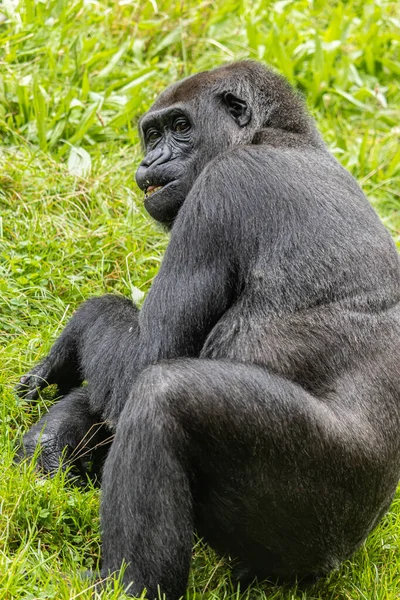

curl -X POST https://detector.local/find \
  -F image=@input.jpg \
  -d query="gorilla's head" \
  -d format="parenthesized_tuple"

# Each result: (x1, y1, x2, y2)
(135, 61, 318, 226)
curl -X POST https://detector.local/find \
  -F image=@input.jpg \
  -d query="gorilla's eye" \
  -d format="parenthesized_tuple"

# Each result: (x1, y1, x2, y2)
(146, 128, 162, 144)
(172, 118, 191, 134)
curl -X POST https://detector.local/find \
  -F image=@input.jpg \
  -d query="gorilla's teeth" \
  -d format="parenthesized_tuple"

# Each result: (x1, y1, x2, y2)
(146, 185, 163, 197)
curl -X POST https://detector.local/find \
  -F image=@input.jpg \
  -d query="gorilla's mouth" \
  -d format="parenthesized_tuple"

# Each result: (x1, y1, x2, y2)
(146, 185, 163, 197)
(144, 180, 177, 199)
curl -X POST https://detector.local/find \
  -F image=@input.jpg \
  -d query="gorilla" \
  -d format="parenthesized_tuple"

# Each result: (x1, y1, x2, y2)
(16, 61, 400, 599)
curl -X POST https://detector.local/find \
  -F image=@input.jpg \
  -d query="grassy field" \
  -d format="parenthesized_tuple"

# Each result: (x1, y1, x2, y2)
(1, 0, 400, 598)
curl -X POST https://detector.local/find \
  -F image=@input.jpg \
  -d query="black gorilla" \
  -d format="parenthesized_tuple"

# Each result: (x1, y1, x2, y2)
(17, 61, 400, 599)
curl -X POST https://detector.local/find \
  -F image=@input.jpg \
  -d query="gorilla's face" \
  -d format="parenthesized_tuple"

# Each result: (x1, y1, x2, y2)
(136, 106, 198, 225)
(135, 73, 253, 227)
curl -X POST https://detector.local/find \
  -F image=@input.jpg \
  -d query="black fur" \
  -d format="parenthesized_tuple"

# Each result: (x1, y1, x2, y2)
(17, 61, 400, 599)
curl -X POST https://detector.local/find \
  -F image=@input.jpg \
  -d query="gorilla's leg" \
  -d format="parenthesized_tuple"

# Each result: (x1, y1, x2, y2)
(16, 296, 139, 475)
(100, 359, 387, 599)
(16, 388, 112, 479)
(16, 294, 139, 402)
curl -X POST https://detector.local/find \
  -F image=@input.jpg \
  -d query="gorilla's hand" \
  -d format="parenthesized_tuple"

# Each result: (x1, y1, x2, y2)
(15, 358, 54, 401)
(15, 330, 83, 401)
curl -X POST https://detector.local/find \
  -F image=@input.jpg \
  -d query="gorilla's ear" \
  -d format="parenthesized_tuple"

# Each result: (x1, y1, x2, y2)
(222, 92, 252, 127)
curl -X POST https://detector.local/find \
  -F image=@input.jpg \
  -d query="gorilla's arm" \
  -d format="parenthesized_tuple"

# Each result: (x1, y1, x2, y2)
(16, 166, 242, 423)
(87, 190, 240, 422)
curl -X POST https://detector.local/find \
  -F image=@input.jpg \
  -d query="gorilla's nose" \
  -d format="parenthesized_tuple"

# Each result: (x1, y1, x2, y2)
(143, 146, 172, 168)
(135, 167, 149, 191)
(136, 146, 172, 191)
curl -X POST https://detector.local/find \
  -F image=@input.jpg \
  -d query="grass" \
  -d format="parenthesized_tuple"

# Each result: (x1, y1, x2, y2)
(0, 0, 399, 598)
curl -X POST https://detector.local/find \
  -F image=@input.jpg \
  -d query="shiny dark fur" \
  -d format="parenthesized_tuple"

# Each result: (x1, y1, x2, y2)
(17, 61, 400, 599)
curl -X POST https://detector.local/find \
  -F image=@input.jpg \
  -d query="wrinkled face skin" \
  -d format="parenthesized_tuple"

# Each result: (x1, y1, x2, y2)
(135, 68, 255, 227)
(135, 104, 198, 226)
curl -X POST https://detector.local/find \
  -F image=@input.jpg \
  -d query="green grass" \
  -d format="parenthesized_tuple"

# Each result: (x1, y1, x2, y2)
(1, 0, 400, 598)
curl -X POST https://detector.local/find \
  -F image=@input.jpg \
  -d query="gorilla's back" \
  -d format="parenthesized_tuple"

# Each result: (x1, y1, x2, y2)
(201, 146, 400, 400)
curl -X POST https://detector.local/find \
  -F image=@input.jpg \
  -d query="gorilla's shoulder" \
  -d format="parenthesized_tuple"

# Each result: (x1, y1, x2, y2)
(193, 143, 351, 205)
(202, 143, 333, 180)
